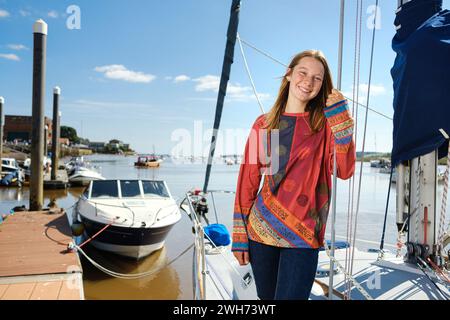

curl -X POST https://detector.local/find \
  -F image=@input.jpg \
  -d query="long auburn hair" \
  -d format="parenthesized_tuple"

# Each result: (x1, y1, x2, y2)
(265, 50, 334, 133)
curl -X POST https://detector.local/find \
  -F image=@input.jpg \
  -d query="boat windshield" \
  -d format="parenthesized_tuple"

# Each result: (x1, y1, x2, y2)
(90, 180, 119, 198)
(142, 181, 169, 198)
(120, 180, 141, 198)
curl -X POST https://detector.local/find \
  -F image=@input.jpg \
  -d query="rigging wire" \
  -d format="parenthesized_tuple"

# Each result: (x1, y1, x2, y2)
(349, 0, 380, 280)
(329, 0, 346, 300)
(379, 165, 394, 254)
(345, 0, 363, 299)
(238, 37, 393, 121)
(236, 33, 265, 114)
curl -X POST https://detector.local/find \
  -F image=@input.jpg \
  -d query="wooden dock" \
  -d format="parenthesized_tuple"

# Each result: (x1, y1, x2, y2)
(43, 169, 68, 189)
(0, 209, 84, 300)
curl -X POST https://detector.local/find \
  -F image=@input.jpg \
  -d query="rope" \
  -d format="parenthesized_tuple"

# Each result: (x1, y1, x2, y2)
(414, 162, 421, 243)
(427, 257, 450, 284)
(236, 33, 265, 114)
(322, 240, 374, 300)
(78, 218, 116, 248)
(74, 242, 194, 280)
(438, 132, 450, 246)
(379, 166, 394, 254)
(416, 257, 450, 300)
(396, 215, 409, 257)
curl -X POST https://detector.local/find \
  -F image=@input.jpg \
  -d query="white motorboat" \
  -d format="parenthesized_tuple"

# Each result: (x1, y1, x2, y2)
(68, 165, 105, 186)
(65, 156, 85, 172)
(1, 158, 21, 174)
(1, 158, 25, 187)
(75, 179, 182, 259)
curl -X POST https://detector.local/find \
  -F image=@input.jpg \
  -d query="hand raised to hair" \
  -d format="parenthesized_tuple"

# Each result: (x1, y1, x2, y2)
(326, 89, 346, 107)
(324, 89, 354, 153)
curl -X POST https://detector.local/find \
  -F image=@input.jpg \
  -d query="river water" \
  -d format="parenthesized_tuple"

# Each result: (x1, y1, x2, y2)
(0, 154, 448, 299)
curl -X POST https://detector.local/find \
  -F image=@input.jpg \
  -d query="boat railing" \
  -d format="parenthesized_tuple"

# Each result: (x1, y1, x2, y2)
(87, 200, 136, 227)
(184, 191, 207, 300)
(183, 189, 253, 300)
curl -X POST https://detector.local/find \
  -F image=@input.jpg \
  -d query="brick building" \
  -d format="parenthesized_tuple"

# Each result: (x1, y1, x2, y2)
(4, 115, 53, 144)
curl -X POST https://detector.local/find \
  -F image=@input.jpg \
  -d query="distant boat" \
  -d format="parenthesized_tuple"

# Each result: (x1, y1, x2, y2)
(68, 166, 105, 186)
(75, 179, 181, 259)
(370, 158, 390, 168)
(66, 157, 105, 186)
(134, 155, 162, 168)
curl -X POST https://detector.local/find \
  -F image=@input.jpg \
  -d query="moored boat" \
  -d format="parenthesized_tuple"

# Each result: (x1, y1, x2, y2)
(134, 155, 162, 168)
(68, 165, 105, 186)
(75, 179, 181, 259)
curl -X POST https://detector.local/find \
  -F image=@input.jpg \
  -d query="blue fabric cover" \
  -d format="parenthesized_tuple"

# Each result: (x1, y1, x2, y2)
(391, 0, 450, 166)
(204, 223, 231, 246)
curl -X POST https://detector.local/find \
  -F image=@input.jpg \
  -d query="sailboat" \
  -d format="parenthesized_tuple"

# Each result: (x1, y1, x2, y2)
(181, 0, 450, 300)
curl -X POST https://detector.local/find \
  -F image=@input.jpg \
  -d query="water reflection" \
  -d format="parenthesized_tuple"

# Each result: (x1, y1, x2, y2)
(81, 245, 182, 299)
(0, 187, 24, 202)
(2, 154, 448, 300)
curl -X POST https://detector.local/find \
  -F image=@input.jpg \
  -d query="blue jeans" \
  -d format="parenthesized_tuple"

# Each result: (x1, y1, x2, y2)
(248, 239, 319, 300)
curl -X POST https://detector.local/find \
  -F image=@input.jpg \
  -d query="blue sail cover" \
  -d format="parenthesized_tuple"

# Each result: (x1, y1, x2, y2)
(391, 0, 450, 166)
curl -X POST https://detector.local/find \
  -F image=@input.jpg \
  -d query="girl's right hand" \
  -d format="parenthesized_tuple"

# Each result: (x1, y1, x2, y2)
(233, 251, 250, 265)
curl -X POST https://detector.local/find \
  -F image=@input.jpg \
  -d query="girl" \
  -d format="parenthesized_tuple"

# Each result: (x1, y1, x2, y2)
(232, 50, 356, 300)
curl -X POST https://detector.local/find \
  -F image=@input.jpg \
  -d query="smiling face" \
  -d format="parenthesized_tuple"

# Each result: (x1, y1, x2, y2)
(286, 56, 325, 106)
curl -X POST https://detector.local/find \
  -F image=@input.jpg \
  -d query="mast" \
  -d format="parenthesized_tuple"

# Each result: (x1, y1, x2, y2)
(203, 0, 241, 193)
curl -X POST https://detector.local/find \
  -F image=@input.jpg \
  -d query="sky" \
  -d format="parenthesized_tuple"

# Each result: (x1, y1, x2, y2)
(1, 0, 449, 155)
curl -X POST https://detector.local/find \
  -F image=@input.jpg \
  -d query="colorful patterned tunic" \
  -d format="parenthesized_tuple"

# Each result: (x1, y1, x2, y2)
(232, 102, 356, 252)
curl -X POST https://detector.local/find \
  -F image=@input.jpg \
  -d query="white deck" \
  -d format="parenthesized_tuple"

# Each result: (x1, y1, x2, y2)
(201, 243, 449, 300)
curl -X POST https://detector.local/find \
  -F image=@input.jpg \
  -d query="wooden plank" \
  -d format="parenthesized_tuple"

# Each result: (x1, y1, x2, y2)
(1, 282, 35, 300)
(58, 280, 82, 300)
(0, 284, 8, 299)
(0, 211, 81, 277)
(29, 281, 62, 300)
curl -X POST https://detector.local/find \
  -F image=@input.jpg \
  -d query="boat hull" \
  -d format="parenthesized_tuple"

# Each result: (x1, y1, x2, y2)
(134, 161, 160, 168)
(79, 215, 176, 259)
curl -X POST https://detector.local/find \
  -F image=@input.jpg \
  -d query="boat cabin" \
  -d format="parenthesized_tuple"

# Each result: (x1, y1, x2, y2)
(82, 179, 171, 199)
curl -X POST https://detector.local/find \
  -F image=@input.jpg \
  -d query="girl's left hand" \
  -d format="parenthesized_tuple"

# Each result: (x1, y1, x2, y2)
(326, 89, 346, 107)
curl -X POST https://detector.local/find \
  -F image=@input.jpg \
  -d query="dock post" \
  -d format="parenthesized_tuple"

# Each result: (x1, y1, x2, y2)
(51, 87, 60, 180)
(30, 19, 48, 211)
(0, 97, 4, 159)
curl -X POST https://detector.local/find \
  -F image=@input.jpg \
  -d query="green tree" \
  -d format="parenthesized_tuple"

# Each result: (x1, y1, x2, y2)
(61, 126, 79, 143)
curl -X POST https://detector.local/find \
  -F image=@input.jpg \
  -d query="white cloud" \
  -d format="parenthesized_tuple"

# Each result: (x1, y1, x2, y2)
(19, 10, 31, 17)
(193, 75, 219, 92)
(7, 44, 28, 51)
(71, 99, 153, 109)
(344, 83, 387, 99)
(192, 75, 270, 102)
(94, 65, 156, 83)
(174, 75, 190, 83)
(48, 10, 58, 18)
(358, 83, 387, 96)
(0, 53, 20, 61)
(0, 9, 10, 18)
